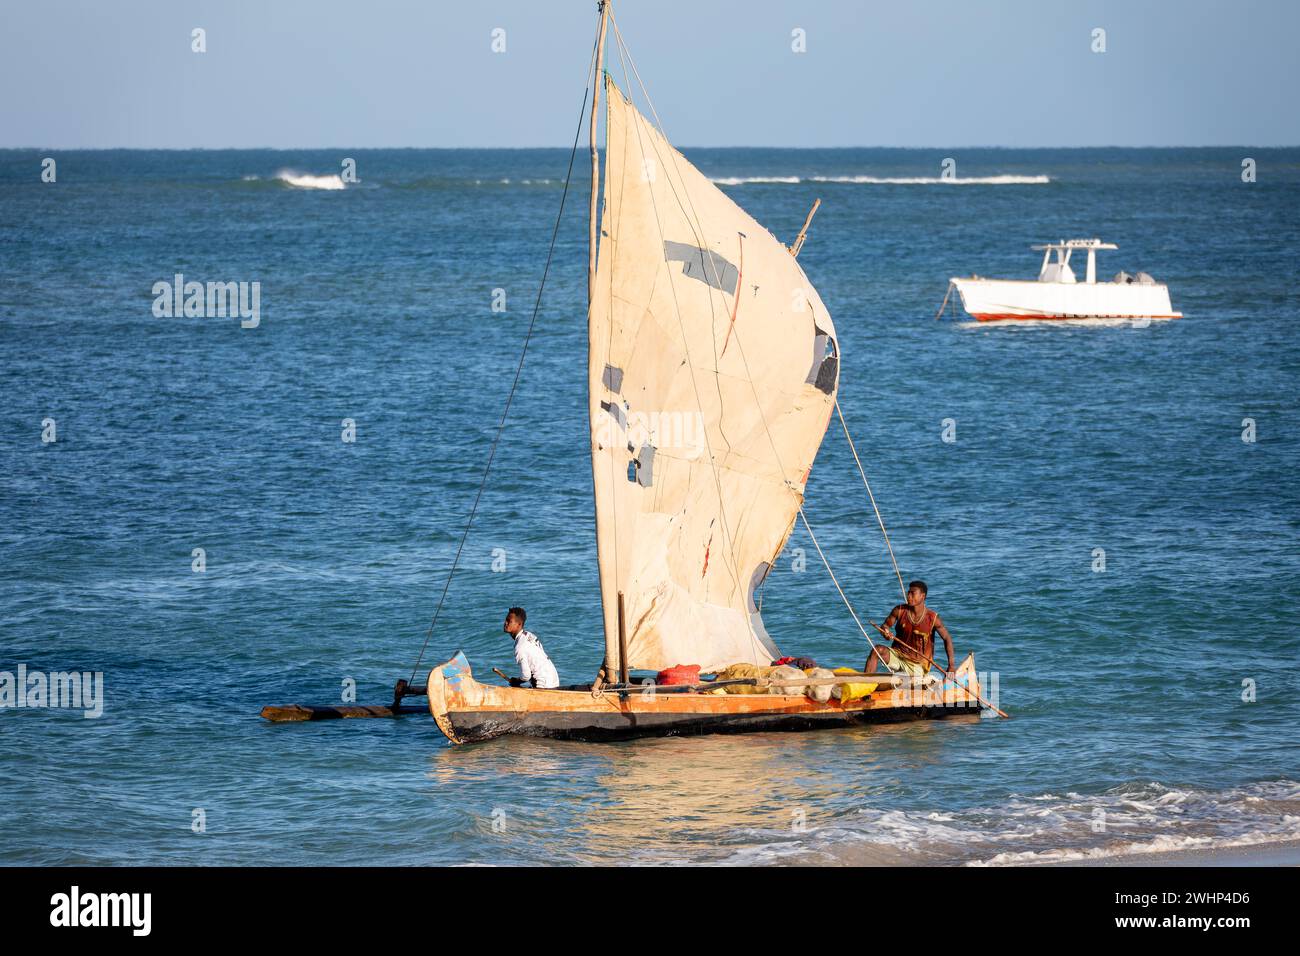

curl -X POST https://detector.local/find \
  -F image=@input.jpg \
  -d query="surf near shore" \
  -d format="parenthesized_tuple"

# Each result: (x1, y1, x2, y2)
(1054, 838, 1300, 867)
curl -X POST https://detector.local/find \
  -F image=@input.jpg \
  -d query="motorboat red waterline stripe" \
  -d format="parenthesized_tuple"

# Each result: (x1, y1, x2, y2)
(950, 239, 1181, 321)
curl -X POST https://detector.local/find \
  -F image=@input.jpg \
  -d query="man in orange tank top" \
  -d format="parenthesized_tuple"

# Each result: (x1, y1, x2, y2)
(866, 580, 956, 678)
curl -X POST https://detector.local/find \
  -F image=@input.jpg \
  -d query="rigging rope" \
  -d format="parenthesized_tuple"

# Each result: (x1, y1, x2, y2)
(934, 280, 954, 320)
(835, 399, 908, 603)
(795, 511, 884, 658)
(408, 30, 600, 685)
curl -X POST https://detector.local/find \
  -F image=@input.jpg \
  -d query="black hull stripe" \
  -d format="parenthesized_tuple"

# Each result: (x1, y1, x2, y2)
(447, 706, 976, 742)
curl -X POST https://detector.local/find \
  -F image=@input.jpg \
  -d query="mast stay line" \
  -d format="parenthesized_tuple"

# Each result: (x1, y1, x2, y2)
(408, 26, 602, 685)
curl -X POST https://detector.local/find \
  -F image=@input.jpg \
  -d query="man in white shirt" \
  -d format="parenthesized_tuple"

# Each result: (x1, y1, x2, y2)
(503, 607, 560, 689)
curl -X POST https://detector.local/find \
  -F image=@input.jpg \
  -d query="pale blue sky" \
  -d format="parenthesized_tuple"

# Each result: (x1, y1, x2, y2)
(2, 0, 1297, 148)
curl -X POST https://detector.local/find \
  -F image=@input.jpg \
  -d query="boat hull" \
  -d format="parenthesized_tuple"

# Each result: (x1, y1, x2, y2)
(951, 277, 1181, 322)
(426, 652, 986, 744)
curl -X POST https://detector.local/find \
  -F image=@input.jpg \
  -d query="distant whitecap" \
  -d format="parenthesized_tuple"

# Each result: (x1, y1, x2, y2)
(275, 170, 347, 190)
(709, 175, 802, 185)
(711, 173, 1050, 185)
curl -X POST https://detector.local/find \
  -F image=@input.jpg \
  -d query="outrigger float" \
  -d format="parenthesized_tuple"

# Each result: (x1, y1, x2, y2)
(262, 1, 1003, 742)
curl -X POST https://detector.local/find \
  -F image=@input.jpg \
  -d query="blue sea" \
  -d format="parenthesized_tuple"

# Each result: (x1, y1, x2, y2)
(2, 147, 1298, 865)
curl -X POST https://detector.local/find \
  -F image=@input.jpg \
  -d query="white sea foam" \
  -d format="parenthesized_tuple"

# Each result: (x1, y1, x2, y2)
(274, 170, 346, 190)
(711, 174, 1050, 185)
(467, 178, 557, 186)
(820, 174, 1049, 185)
(972, 828, 1300, 866)
(710, 175, 802, 185)
(710, 779, 1300, 867)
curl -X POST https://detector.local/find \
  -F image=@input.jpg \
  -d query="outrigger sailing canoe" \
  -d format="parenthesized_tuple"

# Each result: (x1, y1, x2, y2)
(414, 2, 994, 744)
(429, 652, 986, 744)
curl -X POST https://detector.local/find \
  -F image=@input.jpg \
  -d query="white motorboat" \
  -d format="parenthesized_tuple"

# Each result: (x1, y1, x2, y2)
(949, 239, 1181, 322)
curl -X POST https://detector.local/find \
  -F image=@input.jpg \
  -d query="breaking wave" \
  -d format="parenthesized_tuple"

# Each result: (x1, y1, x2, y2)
(710, 175, 803, 185)
(472, 178, 557, 185)
(273, 170, 347, 190)
(712, 174, 1050, 185)
(712, 779, 1300, 867)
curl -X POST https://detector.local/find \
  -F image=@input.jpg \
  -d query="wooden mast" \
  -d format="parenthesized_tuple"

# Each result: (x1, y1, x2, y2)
(589, 0, 613, 686)
(617, 591, 629, 685)
(588, 1, 609, 308)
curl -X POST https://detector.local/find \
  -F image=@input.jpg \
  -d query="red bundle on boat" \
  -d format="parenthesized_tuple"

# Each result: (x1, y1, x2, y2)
(774, 655, 818, 670)
(656, 664, 701, 686)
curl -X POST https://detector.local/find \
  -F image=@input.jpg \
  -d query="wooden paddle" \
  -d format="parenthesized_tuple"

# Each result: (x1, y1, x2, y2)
(868, 620, 1010, 718)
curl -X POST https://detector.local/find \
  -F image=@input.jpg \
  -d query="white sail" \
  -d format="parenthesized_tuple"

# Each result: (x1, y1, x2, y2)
(588, 77, 840, 675)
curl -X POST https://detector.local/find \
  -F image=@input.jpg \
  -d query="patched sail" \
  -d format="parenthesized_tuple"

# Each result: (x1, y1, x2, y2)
(589, 76, 840, 675)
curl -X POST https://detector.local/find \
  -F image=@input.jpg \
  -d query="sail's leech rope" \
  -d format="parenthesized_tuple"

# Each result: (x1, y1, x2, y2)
(608, 13, 895, 668)
(408, 29, 601, 684)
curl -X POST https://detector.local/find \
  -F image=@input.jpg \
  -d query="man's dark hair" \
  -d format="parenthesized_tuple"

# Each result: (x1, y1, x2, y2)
(507, 606, 527, 624)
(907, 580, 928, 597)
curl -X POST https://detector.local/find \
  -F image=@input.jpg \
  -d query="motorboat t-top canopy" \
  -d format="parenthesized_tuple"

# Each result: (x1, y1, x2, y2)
(1032, 238, 1118, 284)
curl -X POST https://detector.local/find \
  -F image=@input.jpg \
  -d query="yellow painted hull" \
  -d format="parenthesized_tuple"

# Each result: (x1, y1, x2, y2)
(427, 652, 985, 744)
